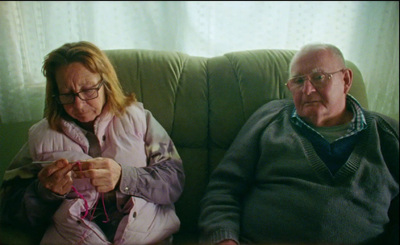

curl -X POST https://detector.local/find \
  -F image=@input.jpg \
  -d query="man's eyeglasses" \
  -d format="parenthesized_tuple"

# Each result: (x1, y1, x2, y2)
(286, 69, 346, 90)
(54, 80, 105, 105)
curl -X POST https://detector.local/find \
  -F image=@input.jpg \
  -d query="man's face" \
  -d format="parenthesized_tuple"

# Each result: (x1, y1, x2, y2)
(288, 49, 352, 127)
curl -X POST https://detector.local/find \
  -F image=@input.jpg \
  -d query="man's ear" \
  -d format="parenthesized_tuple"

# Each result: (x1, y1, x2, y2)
(343, 68, 353, 94)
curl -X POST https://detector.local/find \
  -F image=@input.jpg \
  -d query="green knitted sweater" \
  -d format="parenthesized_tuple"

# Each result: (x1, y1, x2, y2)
(199, 99, 399, 245)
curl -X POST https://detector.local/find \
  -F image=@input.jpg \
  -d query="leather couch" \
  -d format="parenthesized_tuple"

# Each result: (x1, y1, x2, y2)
(0, 48, 368, 244)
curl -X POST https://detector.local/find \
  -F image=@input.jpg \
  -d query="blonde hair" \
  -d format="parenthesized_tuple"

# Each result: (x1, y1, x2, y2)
(42, 41, 136, 131)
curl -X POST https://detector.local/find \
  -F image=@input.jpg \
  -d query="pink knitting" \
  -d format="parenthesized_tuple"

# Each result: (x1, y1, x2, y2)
(72, 161, 110, 223)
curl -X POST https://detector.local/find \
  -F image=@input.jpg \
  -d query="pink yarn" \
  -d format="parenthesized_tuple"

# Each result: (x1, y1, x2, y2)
(72, 161, 110, 223)
(101, 193, 110, 223)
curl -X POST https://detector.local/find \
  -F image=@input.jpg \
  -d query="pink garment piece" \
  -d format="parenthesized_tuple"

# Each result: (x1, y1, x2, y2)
(71, 161, 109, 223)
(40, 178, 110, 245)
(40, 188, 180, 245)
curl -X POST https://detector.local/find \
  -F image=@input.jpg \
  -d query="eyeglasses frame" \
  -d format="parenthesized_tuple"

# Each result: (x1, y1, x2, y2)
(54, 79, 105, 105)
(285, 69, 346, 90)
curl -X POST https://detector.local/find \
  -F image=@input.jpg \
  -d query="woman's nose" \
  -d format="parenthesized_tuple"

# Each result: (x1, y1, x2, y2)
(72, 95, 86, 108)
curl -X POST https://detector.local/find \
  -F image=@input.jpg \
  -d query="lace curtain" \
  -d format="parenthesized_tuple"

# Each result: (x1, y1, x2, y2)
(0, 1, 398, 123)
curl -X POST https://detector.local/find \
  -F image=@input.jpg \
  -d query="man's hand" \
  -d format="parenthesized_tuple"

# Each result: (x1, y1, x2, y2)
(38, 158, 74, 195)
(73, 157, 122, 193)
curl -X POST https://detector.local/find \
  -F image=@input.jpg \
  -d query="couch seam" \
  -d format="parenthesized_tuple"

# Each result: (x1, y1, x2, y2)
(225, 54, 246, 120)
(206, 56, 211, 179)
(136, 52, 143, 103)
(170, 53, 188, 137)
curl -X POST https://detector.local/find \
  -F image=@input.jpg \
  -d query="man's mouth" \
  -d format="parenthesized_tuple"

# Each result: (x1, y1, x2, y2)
(303, 100, 323, 108)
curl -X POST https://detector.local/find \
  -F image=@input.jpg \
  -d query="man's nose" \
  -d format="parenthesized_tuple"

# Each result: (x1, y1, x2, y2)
(301, 79, 317, 95)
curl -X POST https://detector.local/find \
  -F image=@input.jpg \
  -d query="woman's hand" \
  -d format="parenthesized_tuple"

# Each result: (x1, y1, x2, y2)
(74, 157, 122, 193)
(38, 158, 74, 195)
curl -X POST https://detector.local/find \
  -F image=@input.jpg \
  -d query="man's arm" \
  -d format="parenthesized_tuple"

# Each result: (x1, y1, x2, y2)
(198, 101, 284, 244)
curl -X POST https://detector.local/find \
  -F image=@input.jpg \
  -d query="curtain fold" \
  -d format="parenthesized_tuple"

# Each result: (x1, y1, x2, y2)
(0, 1, 398, 123)
(0, 1, 36, 123)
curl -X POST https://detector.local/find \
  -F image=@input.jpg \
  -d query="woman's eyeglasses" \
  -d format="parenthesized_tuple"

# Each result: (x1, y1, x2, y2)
(54, 80, 105, 105)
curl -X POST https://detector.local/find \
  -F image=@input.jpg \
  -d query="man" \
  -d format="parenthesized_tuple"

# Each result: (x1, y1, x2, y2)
(198, 43, 399, 245)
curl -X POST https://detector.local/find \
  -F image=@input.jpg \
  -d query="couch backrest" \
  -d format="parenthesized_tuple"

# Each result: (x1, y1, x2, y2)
(104, 49, 368, 237)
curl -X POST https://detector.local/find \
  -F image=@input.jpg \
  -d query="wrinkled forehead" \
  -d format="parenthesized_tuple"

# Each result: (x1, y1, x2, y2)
(290, 49, 341, 75)
(55, 62, 101, 91)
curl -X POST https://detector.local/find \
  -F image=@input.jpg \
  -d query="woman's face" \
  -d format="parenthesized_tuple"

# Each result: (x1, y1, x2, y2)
(55, 62, 106, 124)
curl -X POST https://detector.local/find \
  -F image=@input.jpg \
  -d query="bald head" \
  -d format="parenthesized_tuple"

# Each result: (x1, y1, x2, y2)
(289, 43, 346, 75)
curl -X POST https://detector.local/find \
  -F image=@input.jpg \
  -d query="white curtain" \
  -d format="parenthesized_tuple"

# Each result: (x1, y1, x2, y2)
(0, 1, 398, 123)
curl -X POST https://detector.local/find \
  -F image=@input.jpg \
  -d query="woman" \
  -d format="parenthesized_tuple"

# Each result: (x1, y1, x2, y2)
(27, 41, 184, 244)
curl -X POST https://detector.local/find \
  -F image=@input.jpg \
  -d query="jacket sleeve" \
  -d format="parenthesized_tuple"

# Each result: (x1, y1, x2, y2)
(118, 109, 185, 205)
(0, 143, 63, 230)
(1, 119, 93, 229)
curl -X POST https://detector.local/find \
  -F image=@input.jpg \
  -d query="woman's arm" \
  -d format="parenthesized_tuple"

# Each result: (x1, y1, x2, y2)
(118, 110, 185, 205)
(0, 144, 63, 229)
